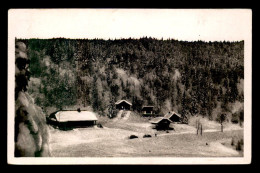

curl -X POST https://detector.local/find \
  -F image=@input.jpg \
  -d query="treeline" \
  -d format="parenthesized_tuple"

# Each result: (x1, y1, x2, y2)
(19, 37, 244, 123)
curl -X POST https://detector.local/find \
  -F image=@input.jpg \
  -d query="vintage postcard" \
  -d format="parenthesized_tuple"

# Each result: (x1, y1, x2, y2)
(8, 9, 252, 164)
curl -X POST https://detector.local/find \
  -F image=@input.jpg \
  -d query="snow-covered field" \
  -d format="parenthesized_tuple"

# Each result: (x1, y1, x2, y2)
(49, 112, 243, 157)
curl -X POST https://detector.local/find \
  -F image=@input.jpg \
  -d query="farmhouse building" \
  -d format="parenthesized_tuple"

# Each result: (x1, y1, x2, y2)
(47, 110, 98, 129)
(115, 100, 132, 110)
(149, 117, 172, 130)
(141, 106, 154, 116)
(164, 111, 182, 123)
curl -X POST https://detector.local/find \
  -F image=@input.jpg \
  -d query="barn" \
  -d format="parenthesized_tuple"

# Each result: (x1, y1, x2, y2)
(115, 100, 132, 110)
(149, 117, 173, 130)
(141, 106, 154, 116)
(47, 110, 98, 130)
(164, 111, 182, 123)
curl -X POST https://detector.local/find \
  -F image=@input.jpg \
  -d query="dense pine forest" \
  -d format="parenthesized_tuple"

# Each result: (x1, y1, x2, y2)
(18, 38, 244, 124)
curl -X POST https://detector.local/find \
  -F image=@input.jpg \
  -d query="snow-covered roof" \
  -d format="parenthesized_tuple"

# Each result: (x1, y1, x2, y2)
(142, 106, 154, 108)
(115, 100, 132, 106)
(164, 111, 181, 119)
(54, 111, 98, 122)
(149, 117, 172, 124)
(142, 106, 154, 111)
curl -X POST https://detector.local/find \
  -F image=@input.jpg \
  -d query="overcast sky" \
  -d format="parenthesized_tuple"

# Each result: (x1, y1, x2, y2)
(9, 9, 251, 42)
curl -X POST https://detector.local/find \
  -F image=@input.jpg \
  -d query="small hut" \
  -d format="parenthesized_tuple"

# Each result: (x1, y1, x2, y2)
(149, 117, 172, 130)
(141, 106, 154, 116)
(164, 111, 182, 123)
(115, 100, 132, 110)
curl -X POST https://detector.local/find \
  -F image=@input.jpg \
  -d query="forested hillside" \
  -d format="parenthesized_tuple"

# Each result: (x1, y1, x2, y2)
(18, 38, 244, 123)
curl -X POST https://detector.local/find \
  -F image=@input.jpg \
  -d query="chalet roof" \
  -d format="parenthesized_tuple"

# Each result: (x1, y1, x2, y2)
(164, 111, 181, 119)
(54, 111, 98, 122)
(149, 117, 172, 124)
(142, 106, 154, 110)
(115, 100, 132, 106)
(142, 106, 154, 108)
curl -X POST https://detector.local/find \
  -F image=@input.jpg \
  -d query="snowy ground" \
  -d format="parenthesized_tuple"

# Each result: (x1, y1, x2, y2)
(49, 112, 243, 157)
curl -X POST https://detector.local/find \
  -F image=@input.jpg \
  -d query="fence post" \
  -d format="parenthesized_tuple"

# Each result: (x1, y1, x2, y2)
(200, 124, 202, 136)
(197, 122, 199, 135)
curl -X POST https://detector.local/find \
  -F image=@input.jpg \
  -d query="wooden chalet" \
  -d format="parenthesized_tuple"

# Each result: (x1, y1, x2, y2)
(164, 111, 182, 123)
(115, 100, 132, 110)
(141, 106, 154, 116)
(149, 117, 173, 130)
(47, 110, 98, 130)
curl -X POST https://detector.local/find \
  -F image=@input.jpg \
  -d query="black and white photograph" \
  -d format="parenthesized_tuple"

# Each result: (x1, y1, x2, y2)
(8, 9, 252, 164)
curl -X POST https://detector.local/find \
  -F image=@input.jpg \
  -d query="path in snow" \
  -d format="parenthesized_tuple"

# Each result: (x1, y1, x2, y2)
(112, 110, 124, 122)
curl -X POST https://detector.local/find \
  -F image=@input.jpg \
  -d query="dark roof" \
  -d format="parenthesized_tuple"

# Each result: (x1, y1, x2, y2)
(115, 100, 132, 106)
(142, 106, 154, 110)
(149, 117, 172, 124)
(164, 111, 181, 119)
